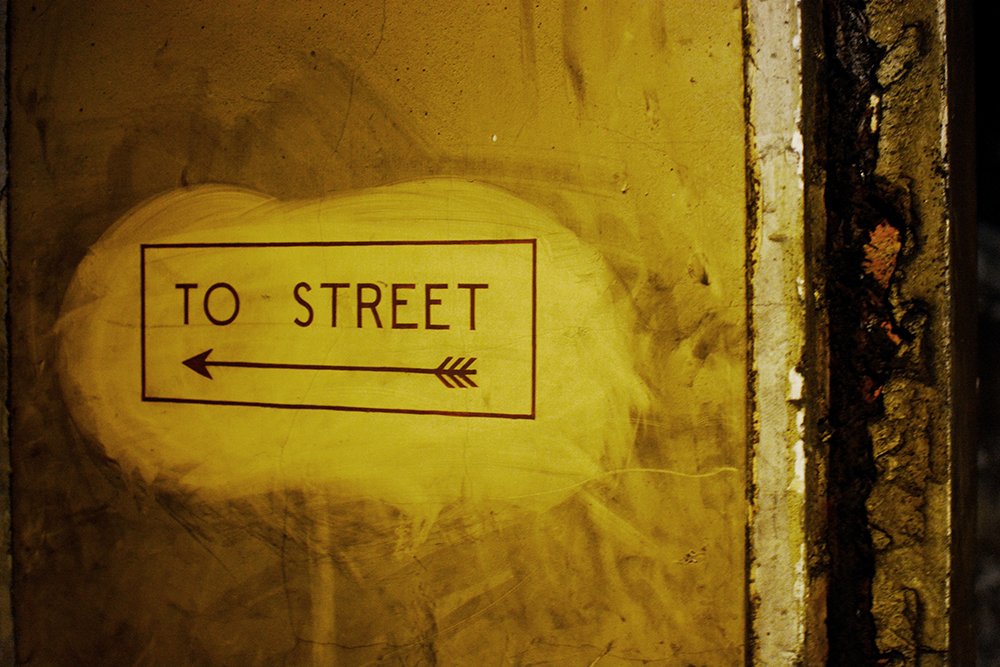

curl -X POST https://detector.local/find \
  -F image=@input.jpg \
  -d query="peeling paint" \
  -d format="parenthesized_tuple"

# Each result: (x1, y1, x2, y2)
(789, 367, 805, 402)
(864, 0, 970, 663)
(791, 439, 806, 495)
(823, 0, 968, 664)
(862, 221, 902, 288)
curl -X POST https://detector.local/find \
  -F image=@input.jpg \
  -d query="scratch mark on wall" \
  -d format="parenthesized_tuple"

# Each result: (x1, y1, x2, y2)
(353, 569, 536, 667)
(371, 0, 387, 60)
(333, 75, 357, 156)
(500, 466, 740, 501)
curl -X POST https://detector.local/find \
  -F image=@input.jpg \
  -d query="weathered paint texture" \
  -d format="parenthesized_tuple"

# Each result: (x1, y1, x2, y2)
(8, 2, 750, 665)
(820, 1, 887, 662)
(866, 1, 975, 665)
(820, 0, 973, 664)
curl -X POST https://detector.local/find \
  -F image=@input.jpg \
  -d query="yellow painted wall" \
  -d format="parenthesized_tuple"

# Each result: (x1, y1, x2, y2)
(10, 1, 748, 664)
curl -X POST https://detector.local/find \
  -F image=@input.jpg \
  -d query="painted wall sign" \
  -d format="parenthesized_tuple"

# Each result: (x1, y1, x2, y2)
(57, 180, 650, 514)
(10, 1, 751, 665)
(141, 240, 537, 417)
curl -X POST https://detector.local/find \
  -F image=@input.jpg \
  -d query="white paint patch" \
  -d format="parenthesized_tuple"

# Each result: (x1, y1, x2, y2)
(789, 438, 806, 495)
(791, 130, 804, 176)
(792, 542, 807, 645)
(788, 367, 804, 401)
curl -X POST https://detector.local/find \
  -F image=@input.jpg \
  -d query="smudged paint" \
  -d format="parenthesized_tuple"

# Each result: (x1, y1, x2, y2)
(822, 0, 913, 664)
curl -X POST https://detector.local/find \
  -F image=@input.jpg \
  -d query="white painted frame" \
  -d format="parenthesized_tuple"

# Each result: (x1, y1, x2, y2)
(746, 1, 813, 664)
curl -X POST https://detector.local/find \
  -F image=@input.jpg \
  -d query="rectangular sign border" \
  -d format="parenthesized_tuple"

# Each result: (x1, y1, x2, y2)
(140, 239, 537, 420)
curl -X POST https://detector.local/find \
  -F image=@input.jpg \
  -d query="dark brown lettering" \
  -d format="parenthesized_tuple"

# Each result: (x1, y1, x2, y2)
(293, 282, 313, 327)
(424, 284, 449, 330)
(203, 282, 240, 326)
(457, 283, 488, 330)
(175, 283, 198, 324)
(357, 283, 383, 328)
(320, 283, 350, 327)
(391, 284, 418, 329)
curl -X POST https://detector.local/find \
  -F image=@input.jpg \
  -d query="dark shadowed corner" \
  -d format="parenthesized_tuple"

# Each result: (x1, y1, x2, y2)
(1, 2, 12, 665)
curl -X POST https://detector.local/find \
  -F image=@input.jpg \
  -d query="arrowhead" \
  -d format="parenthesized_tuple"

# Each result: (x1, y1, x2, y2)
(182, 349, 214, 379)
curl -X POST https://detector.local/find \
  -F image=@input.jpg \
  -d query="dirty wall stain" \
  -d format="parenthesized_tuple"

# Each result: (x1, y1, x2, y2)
(10, 1, 748, 665)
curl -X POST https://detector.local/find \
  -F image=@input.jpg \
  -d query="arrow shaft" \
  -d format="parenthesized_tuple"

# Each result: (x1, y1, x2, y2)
(205, 360, 474, 376)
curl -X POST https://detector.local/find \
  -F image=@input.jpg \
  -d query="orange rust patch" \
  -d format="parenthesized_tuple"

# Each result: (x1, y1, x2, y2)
(863, 221, 902, 288)
(861, 376, 883, 402)
(881, 321, 902, 346)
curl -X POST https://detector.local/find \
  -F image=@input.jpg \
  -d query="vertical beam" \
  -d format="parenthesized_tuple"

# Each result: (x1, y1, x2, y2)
(793, 0, 972, 663)
(746, 1, 819, 664)
(859, 0, 974, 664)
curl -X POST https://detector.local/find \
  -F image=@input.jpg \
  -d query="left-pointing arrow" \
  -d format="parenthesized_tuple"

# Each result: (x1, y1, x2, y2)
(182, 349, 216, 378)
(181, 349, 479, 387)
